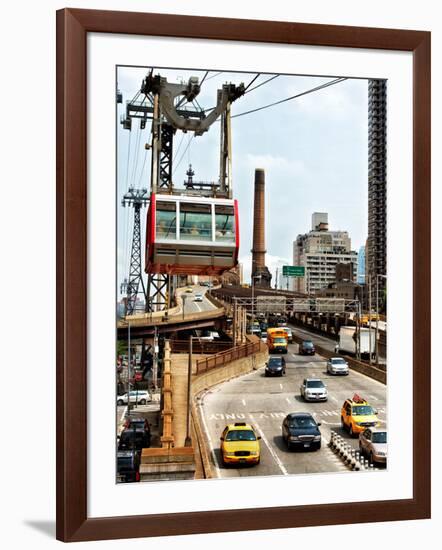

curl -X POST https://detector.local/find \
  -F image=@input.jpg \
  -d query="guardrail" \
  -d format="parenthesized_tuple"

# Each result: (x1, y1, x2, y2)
(170, 339, 233, 354)
(195, 340, 265, 374)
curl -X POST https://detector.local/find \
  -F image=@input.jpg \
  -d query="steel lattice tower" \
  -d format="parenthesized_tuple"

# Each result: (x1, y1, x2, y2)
(122, 187, 148, 315)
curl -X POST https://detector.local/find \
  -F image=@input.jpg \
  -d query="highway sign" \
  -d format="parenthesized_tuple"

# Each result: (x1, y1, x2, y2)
(282, 265, 305, 277)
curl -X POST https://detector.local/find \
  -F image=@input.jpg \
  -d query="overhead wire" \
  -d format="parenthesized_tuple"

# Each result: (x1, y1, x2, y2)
(204, 71, 223, 81)
(231, 77, 348, 119)
(244, 74, 279, 94)
(243, 73, 261, 92)
(173, 134, 194, 176)
(200, 70, 209, 86)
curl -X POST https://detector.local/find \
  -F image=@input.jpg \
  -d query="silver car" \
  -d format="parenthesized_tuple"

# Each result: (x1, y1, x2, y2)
(326, 357, 349, 375)
(359, 427, 387, 464)
(300, 378, 328, 402)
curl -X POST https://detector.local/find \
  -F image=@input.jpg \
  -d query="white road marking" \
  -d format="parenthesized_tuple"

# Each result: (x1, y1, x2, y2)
(286, 397, 291, 404)
(329, 395, 338, 403)
(253, 420, 288, 476)
(242, 399, 246, 406)
(370, 395, 379, 401)
(199, 402, 221, 478)
(119, 406, 127, 422)
(279, 383, 283, 390)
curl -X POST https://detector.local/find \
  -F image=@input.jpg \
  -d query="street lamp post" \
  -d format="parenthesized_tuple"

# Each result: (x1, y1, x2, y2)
(182, 294, 187, 320)
(375, 274, 387, 366)
(185, 335, 193, 447)
(368, 275, 372, 366)
(127, 321, 131, 417)
(251, 275, 261, 334)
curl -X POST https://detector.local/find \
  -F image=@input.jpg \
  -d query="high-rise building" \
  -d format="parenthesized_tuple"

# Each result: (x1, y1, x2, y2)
(367, 80, 387, 304)
(293, 213, 358, 294)
(357, 246, 366, 284)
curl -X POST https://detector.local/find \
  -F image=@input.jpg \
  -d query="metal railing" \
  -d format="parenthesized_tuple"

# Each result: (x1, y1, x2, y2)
(170, 339, 233, 354)
(195, 340, 265, 374)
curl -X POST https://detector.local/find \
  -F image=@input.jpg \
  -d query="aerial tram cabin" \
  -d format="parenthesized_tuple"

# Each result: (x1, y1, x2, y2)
(145, 193, 239, 275)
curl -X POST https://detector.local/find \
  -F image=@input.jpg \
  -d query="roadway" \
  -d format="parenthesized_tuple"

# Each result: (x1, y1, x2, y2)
(177, 285, 217, 315)
(289, 323, 387, 365)
(198, 341, 387, 479)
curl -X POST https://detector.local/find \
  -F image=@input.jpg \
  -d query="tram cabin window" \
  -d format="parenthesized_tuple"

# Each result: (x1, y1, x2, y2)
(215, 204, 235, 242)
(156, 201, 176, 240)
(180, 203, 212, 241)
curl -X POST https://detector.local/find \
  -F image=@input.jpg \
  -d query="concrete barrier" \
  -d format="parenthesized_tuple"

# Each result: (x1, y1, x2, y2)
(292, 334, 386, 385)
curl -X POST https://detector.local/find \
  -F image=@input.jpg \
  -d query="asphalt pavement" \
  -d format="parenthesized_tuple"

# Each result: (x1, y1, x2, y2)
(198, 341, 387, 479)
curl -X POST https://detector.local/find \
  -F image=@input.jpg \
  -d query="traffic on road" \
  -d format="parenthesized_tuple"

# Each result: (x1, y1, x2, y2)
(198, 332, 387, 479)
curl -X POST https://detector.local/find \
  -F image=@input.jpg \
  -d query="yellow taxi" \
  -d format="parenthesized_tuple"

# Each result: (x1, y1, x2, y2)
(220, 423, 261, 466)
(341, 394, 380, 437)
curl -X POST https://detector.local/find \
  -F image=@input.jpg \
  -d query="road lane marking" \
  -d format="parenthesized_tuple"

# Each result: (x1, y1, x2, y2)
(286, 397, 291, 404)
(242, 399, 246, 406)
(253, 420, 288, 476)
(279, 383, 283, 390)
(370, 395, 379, 400)
(329, 395, 338, 403)
(199, 403, 221, 477)
(119, 406, 127, 422)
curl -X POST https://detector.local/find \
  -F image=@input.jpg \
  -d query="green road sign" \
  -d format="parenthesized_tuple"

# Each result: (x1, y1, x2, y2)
(282, 265, 305, 277)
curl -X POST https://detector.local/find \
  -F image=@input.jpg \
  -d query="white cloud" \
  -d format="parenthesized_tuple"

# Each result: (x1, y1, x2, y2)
(244, 153, 305, 176)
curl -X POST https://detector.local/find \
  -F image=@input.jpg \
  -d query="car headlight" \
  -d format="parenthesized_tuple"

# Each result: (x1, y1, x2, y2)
(250, 451, 259, 456)
(289, 436, 300, 441)
(313, 435, 321, 441)
(356, 422, 363, 426)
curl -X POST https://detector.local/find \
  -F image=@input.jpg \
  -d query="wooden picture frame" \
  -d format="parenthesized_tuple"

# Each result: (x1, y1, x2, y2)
(56, 8, 431, 542)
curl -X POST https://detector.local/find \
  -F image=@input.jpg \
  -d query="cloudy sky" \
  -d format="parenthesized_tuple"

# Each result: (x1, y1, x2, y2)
(117, 66, 368, 294)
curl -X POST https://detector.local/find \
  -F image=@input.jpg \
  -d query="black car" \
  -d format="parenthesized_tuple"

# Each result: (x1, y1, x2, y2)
(117, 450, 140, 483)
(118, 428, 151, 451)
(282, 413, 322, 451)
(299, 340, 315, 355)
(265, 356, 286, 377)
(124, 416, 152, 447)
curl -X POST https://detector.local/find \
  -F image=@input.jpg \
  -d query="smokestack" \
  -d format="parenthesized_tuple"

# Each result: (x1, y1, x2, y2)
(251, 169, 272, 287)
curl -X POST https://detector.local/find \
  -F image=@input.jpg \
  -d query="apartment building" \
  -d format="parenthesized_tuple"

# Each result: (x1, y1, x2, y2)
(293, 213, 358, 294)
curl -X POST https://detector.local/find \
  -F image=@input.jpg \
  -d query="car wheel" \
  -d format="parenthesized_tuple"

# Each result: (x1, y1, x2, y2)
(341, 416, 345, 428)
(369, 452, 374, 464)
(349, 424, 354, 437)
(139, 399, 146, 405)
(117, 400, 124, 406)
(316, 442, 321, 450)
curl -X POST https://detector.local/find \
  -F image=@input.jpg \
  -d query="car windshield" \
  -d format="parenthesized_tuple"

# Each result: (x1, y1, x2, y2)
(268, 361, 282, 368)
(372, 432, 387, 443)
(274, 338, 286, 343)
(306, 381, 325, 388)
(303, 342, 314, 348)
(352, 405, 374, 416)
(117, 457, 134, 469)
(331, 358, 346, 364)
(130, 420, 145, 429)
(289, 417, 317, 428)
(225, 429, 257, 441)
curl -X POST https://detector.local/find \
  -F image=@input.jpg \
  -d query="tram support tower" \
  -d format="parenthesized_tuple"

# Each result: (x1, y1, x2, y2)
(251, 168, 272, 287)
(121, 187, 149, 315)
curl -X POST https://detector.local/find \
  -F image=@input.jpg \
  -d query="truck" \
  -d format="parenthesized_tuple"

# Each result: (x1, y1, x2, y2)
(267, 328, 289, 354)
(338, 326, 375, 357)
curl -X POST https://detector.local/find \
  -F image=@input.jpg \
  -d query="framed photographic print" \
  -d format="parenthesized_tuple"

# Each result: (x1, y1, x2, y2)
(56, 8, 431, 542)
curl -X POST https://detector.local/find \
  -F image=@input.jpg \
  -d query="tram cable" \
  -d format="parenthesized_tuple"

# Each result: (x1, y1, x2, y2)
(232, 77, 347, 119)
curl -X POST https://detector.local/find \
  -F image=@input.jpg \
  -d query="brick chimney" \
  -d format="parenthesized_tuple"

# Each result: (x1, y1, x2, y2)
(251, 169, 272, 287)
